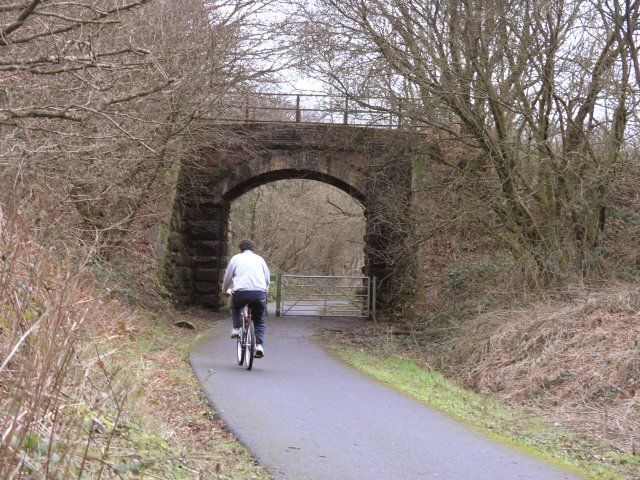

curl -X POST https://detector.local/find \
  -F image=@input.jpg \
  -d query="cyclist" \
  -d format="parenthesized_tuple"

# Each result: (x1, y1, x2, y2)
(222, 239, 270, 358)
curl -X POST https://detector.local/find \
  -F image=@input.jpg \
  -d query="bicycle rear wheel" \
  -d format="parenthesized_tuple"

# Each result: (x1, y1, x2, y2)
(243, 320, 255, 370)
(236, 334, 245, 365)
(237, 310, 246, 365)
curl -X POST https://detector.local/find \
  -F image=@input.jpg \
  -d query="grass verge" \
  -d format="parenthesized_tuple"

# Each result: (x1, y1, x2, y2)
(109, 309, 272, 479)
(327, 337, 640, 480)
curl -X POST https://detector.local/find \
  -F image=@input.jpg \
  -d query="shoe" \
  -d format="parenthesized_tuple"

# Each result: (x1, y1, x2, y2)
(230, 328, 241, 339)
(255, 344, 264, 358)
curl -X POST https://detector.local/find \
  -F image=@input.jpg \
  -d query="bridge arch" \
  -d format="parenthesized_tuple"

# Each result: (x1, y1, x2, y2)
(220, 153, 367, 204)
(163, 122, 413, 311)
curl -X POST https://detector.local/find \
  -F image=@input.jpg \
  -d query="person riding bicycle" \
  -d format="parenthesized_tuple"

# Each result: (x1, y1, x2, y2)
(222, 239, 270, 358)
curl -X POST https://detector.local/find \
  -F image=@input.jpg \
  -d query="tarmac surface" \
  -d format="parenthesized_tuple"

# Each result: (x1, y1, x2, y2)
(190, 314, 582, 480)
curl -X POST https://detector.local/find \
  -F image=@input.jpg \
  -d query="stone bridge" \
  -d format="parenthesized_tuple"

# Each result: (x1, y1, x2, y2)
(163, 121, 423, 312)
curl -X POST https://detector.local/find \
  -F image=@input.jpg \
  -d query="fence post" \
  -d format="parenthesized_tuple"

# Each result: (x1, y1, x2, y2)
(323, 277, 328, 316)
(244, 96, 249, 121)
(295, 95, 301, 123)
(275, 272, 282, 316)
(371, 276, 377, 323)
(343, 96, 349, 124)
(365, 276, 371, 318)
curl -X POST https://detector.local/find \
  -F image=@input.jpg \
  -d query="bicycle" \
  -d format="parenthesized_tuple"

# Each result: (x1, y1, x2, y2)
(236, 304, 256, 370)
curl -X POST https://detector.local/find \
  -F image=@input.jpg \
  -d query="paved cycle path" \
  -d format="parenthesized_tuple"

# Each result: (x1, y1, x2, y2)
(190, 316, 581, 480)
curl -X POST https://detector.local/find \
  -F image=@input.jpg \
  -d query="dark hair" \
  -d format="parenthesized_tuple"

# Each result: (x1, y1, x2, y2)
(239, 239, 255, 252)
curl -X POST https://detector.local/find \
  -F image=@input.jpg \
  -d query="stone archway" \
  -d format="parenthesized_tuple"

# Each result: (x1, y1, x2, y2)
(163, 122, 414, 311)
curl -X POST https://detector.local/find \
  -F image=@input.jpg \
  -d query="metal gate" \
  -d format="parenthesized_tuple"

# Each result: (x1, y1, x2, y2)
(275, 274, 375, 319)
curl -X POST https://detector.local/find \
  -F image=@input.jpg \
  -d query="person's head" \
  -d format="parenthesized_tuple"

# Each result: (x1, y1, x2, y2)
(239, 239, 255, 252)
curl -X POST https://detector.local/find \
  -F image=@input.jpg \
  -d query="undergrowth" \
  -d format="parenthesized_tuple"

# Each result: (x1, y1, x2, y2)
(441, 284, 640, 458)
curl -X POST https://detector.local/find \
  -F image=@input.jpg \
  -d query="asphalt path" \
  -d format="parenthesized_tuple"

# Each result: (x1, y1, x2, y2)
(190, 314, 582, 480)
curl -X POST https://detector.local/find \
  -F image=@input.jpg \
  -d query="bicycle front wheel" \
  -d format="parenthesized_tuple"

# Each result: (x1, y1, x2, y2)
(243, 321, 255, 370)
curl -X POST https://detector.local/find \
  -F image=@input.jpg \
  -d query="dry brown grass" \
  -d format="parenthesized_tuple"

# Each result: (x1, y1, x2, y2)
(0, 204, 131, 477)
(435, 283, 640, 455)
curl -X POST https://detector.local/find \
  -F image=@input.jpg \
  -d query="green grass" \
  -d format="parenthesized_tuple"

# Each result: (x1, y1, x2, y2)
(330, 345, 640, 480)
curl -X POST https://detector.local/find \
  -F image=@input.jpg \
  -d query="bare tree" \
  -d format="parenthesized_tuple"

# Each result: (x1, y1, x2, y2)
(290, 0, 640, 278)
(0, 0, 278, 257)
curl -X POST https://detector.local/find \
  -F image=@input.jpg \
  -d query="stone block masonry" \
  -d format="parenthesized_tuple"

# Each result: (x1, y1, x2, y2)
(164, 122, 421, 313)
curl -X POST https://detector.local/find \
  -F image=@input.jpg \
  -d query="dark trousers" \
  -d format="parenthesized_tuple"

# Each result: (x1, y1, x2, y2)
(232, 290, 267, 345)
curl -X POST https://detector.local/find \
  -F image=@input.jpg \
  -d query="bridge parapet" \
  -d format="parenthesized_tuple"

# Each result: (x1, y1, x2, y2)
(212, 92, 414, 128)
